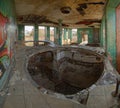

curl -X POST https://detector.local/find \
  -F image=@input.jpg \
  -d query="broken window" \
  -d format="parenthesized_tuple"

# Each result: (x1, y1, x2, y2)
(25, 25, 34, 46)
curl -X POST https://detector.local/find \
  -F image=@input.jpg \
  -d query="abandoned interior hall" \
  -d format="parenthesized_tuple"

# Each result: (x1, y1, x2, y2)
(1, 0, 120, 108)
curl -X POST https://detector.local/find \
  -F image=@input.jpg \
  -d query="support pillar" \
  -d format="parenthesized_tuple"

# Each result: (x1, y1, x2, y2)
(45, 26, 50, 40)
(18, 24, 24, 41)
(77, 28, 82, 44)
(34, 25, 39, 46)
(58, 19, 62, 45)
(100, 16, 106, 48)
(88, 28, 93, 44)
(54, 27, 59, 44)
(63, 28, 67, 44)
(106, 6, 116, 67)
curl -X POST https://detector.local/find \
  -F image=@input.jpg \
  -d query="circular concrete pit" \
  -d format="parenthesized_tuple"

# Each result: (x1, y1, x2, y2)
(27, 47, 104, 95)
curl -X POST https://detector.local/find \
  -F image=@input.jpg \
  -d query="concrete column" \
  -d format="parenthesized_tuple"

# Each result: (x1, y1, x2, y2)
(34, 25, 39, 46)
(18, 24, 24, 41)
(77, 28, 82, 44)
(100, 16, 106, 48)
(54, 27, 59, 44)
(58, 19, 62, 45)
(88, 28, 93, 44)
(106, 6, 116, 66)
(45, 26, 50, 40)
(93, 28, 100, 43)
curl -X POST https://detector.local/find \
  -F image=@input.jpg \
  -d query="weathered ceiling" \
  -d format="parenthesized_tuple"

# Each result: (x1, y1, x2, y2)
(15, 0, 106, 28)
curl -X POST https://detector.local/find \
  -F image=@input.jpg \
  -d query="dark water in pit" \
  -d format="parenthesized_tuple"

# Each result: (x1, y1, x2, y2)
(27, 50, 104, 95)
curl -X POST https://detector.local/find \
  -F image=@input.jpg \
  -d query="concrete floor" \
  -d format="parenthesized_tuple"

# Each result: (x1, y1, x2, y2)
(2, 44, 119, 108)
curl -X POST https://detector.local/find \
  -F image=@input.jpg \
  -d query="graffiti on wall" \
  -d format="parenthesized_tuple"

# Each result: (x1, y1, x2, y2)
(0, 12, 12, 79)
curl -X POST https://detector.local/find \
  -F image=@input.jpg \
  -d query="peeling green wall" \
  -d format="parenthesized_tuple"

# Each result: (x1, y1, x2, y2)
(101, 0, 120, 67)
(106, 6, 116, 66)
(100, 0, 120, 67)
(18, 24, 24, 40)
(0, 0, 16, 19)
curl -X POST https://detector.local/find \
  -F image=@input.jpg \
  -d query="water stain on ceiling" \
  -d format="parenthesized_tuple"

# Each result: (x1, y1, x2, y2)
(15, 0, 106, 28)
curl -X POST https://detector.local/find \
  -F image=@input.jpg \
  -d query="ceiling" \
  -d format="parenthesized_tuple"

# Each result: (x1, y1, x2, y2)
(15, 0, 106, 28)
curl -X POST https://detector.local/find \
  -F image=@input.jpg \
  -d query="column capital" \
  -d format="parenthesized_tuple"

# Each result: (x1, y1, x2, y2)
(58, 19, 63, 23)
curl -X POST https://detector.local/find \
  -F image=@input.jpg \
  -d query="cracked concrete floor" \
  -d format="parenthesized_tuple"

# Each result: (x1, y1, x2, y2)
(2, 44, 118, 108)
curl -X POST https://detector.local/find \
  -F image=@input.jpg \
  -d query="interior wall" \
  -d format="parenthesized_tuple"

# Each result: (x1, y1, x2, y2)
(106, 6, 116, 66)
(0, 0, 16, 90)
(116, 5, 120, 73)
(100, 0, 120, 67)
(105, 0, 120, 67)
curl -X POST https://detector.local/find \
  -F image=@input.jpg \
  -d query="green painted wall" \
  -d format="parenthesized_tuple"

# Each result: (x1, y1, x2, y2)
(88, 28, 94, 43)
(101, 0, 120, 67)
(77, 28, 82, 43)
(58, 20, 62, 45)
(18, 24, 24, 41)
(107, 0, 120, 8)
(0, 0, 16, 19)
(100, 0, 120, 66)
(106, 6, 116, 66)
(77, 28, 93, 44)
